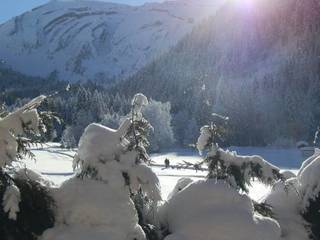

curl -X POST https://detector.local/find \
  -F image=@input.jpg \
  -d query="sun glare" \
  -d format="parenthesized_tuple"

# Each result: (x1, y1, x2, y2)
(231, 0, 258, 12)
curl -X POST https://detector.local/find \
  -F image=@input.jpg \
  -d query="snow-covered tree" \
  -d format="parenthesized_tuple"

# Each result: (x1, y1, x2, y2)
(196, 122, 282, 192)
(265, 150, 320, 240)
(0, 96, 55, 240)
(159, 119, 283, 240)
(0, 96, 46, 167)
(143, 100, 175, 152)
(43, 93, 161, 240)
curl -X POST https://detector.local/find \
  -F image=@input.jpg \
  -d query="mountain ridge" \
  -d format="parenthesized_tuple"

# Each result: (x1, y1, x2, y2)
(0, 0, 224, 83)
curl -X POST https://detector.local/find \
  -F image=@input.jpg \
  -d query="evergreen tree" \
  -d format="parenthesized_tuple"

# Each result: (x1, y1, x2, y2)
(196, 120, 282, 192)
(0, 96, 55, 240)
(47, 93, 161, 240)
(177, 115, 283, 193)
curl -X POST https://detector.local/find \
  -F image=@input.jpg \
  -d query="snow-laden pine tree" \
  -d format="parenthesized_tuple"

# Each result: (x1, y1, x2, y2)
(160, 119, 283, 240)
(0, 96, 55, 240)
(196, 122, 282, 192)
(42, 93, 161, 240)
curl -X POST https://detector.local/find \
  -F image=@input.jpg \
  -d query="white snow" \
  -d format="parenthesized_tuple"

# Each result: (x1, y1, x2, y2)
(161, 179, 281, 240)
(265, 179, 309, 240)
(166, 177, 193, 200)
(264, 150, 320, 240)
(196, 125, 212, 153)
(2, 184, 21, 220)
(132, 93, 149, 118)
(21, 143, 75, 185)
(15, 143, 315, 240)
(75, 117, 161, 201)
(42, 178, 146, 240)
(0, 95, 45, 167)
(76, 120, 131, 168)
(298, 153, 320, 210)
(21, 145, 306, 201)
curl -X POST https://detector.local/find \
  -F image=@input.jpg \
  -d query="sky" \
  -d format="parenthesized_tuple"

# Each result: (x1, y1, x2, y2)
(0, 0, 166, 24)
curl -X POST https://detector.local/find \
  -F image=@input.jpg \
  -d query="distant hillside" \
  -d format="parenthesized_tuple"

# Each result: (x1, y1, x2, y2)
(116, 0, 320, 145)
(0, 65, 66, 105)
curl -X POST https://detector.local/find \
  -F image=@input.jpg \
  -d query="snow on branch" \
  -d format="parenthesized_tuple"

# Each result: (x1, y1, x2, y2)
(194, 122, 282, 192)
(75, 93, 160, 201)
(0, 95, 46, 167)
(2, 184, 21, 220)
(213, 149, 282, 192)
(131, 93, 148, 120)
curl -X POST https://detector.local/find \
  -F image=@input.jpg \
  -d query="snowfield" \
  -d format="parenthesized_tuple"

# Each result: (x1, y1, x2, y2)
(21, 144, 304, 200)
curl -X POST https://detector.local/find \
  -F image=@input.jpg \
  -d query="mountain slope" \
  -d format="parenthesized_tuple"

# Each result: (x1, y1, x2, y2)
(0, 0, 224, 83)
(117, 0, 320, 145)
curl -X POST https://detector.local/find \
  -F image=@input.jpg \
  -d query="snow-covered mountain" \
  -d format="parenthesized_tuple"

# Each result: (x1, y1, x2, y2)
(0, 0, 224, 82)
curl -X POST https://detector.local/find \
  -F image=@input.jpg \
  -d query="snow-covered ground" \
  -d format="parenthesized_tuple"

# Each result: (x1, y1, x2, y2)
(21, 144, 305, 200)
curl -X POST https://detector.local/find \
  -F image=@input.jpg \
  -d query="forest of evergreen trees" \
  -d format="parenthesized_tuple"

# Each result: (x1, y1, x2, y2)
(115, 0, 320, 147)
(0, 66, 176, 151)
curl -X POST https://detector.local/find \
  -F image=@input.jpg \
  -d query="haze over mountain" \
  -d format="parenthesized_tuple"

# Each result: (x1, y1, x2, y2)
(118, 0, 320, 145)
(0, 0, 224, 82)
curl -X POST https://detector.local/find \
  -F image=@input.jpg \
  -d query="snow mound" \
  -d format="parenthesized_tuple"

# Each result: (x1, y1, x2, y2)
(265, 179, 309, 240)
(42, 178, 145, 240)
(167, 177, 193, 200)
(298, 148, 320, 175)
(161, 180, 281, 240)
(76, 119, 131, 166)
(264, 153, 320, 240)
(298, 154, 320, 210)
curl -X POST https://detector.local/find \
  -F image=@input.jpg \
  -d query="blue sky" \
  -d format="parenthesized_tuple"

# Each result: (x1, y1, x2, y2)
(0, 0, 165, 23)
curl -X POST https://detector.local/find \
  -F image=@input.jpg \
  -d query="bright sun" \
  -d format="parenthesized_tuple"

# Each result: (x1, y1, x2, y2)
(231, 0, 257, 10)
